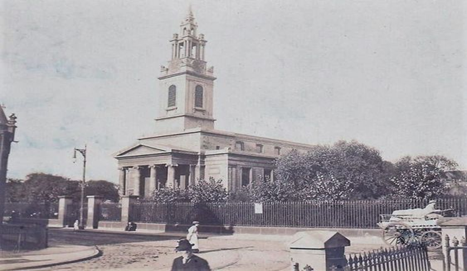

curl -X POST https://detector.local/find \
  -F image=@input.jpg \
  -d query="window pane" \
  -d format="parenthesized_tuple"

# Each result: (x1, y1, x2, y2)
(195, 85, 203, 108)
(168, 85, 176, 107)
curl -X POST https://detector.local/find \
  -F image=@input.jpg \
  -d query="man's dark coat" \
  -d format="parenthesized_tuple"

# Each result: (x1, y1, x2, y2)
(170, 255, 211, 271)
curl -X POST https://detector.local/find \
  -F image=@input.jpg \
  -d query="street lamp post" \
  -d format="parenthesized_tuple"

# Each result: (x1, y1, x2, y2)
(73, 145, 87, 230)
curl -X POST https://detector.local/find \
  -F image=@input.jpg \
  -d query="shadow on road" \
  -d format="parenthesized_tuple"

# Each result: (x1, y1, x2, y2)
(197, 246, 253, 254)
(48, 228, 183, 247)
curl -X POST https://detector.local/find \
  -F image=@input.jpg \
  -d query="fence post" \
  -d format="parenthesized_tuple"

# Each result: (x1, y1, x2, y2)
(121, 195, 138, 225)
(57, 196, 73, 227)
(86, 195, 103, 229)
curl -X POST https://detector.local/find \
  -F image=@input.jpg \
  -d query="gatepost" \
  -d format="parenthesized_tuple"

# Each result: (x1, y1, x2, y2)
(57, 196, 73, 227)
(86, 195, 103, 229)
(290, 231, 350, 271)
(121, 195, 138, 225)
(438, 217, 467, 270)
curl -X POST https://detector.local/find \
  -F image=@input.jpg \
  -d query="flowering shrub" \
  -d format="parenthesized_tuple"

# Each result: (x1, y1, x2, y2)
(151, 178, 227, 203)
(151, 187, 189, 203)
(187, 178, 228, 203)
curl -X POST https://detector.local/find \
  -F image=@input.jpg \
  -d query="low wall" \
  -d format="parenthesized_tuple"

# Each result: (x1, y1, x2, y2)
(0, 224, 48, 249)
(97, 221, 381, 237)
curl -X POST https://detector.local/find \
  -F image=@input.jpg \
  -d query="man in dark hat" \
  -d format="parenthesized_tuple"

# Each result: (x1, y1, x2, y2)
(171, 239, 211, 271)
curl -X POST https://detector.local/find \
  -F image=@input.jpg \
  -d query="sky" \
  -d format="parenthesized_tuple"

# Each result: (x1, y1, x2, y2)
(1, 0, 466, 183)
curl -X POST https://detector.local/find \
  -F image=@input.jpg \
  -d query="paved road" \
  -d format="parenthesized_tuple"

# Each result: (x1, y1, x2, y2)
(39, 229, 444, 271)
(37, 229, 291, 271)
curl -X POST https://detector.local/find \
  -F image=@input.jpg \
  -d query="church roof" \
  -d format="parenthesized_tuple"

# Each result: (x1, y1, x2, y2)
(140, 128, 316, 150)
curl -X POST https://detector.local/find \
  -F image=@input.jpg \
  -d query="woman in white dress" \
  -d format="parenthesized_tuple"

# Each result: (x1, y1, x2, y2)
(186, 221, 200, 253)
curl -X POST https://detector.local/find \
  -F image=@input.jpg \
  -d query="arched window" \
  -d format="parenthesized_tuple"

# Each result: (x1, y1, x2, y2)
(168, 85, 176, 107)
(195, 85, 203, 108)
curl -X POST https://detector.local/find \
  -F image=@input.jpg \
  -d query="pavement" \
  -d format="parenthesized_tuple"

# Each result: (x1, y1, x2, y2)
(0, 244, 100, 271)
(0, 227, 445, 271)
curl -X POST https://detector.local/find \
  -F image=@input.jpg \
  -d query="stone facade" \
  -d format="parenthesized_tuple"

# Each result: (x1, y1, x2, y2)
(114, 9, 315, 198)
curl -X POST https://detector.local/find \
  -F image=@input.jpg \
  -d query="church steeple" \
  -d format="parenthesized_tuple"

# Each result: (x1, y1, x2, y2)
(156, 8, 216, 134)
(168, 7, 206, 61)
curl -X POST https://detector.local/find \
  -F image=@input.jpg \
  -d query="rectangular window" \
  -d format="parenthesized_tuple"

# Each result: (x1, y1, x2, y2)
(274, 146, 281, 155)
(256, 144, 263, 153)
(242, 167, 251, 187)
(235, 141, 244, 151)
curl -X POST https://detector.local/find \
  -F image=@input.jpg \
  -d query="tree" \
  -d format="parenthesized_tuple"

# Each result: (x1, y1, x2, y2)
(23, 173, 80, 204)
(299, 172, 354, 201)
(390, 155, 458, 200)
(5, 178, 26, 203)
(249, 179, 298, 202)
(85, 180, 119, 202)
(275, 140, 390, 200)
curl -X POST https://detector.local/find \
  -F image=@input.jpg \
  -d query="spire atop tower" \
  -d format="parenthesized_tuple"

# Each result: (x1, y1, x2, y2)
(185, 4, 194, 23)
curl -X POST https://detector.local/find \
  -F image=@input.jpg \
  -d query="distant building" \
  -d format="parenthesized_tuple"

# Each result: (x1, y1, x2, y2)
(115, 10, 314, 198)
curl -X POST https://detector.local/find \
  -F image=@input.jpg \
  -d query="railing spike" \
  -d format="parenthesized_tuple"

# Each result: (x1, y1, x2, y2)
(453, 236, 459, 247)
(445, 234, 450, 247)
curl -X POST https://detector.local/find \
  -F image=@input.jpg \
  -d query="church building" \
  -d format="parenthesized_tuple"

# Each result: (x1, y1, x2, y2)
(114, 10, 315, 198)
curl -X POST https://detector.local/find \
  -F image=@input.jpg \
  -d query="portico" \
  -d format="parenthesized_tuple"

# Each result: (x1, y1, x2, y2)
(115, 143, 201, 198)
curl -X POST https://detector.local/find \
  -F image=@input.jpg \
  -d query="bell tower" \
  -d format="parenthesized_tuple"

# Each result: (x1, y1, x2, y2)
(156, 7, 216, 133)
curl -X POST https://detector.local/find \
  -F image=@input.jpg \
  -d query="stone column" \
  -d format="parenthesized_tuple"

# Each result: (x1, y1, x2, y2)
(149, 165, 157, 194)
(167, 164, 175, 188)
(180, 174, 186, 190)
(201, 44, 205, 60)
(270, 169, 275, 182)
(132, 166, 141, 196)
(236, 165, 242, 188)
(121, 195, 138, 225)
(118, 167, 126, 196)
(189, 165, 196, 186)
(58, 196, 73, 227)
(86, 195, 103, 229)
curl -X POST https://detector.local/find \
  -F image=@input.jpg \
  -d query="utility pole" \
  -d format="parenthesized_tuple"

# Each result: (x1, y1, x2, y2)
(73, 145, 87, 229)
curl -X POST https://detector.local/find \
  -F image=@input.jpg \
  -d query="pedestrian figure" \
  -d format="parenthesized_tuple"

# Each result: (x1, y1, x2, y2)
(73, 220, 79, 230)
(171, 239, 211, 271)
(8, 211, 19, 223)
(125, 221, 137, 231)
(187, 221, 200, 253)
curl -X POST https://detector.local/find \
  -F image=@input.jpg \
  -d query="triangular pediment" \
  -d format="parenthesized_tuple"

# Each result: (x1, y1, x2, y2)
(114, 143, 172, 158)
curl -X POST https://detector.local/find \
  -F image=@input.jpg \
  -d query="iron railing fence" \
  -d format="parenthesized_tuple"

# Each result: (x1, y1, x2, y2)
(130, 198, 467, 228)
(340, 245, 431, 271)
(444, 235, 467, 271)
(4, 202, 59, 219)
(99, 202, 122, 221)
(66, 202, 88, 227)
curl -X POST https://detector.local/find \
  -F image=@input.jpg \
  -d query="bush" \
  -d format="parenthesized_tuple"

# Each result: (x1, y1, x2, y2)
(151, 178, 228, 203)
(151, 187, 189, 203)
(187, 178, 228, 203)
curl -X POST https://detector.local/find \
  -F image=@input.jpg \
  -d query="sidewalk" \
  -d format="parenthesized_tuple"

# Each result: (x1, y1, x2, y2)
(0, 245, 100, 271)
